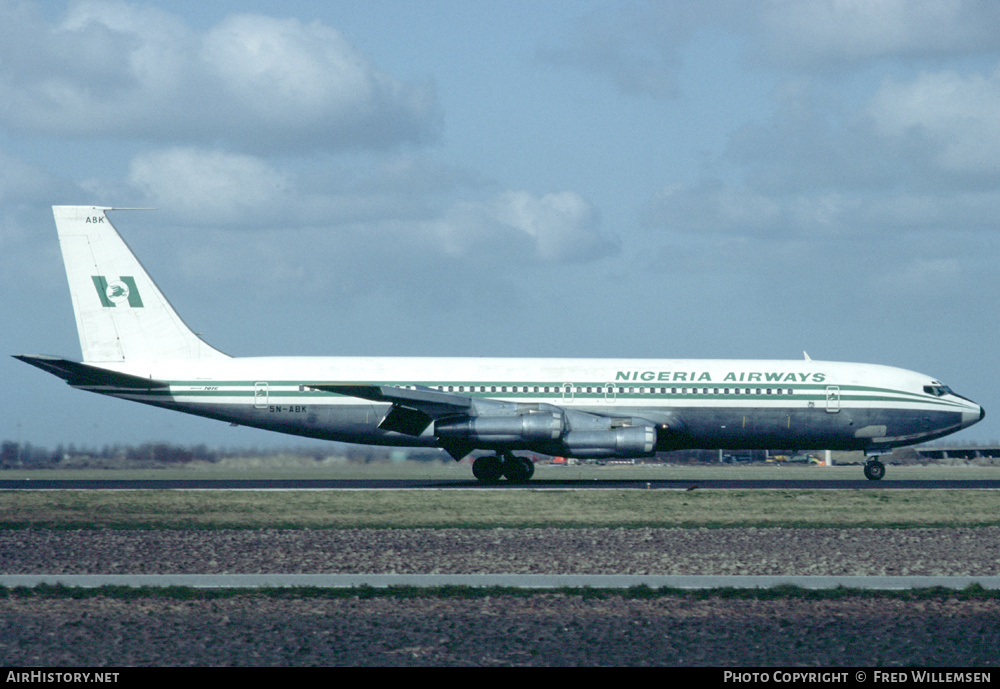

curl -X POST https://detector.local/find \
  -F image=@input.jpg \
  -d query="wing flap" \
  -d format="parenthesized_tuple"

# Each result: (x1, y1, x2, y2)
(379, 405, 435, 436)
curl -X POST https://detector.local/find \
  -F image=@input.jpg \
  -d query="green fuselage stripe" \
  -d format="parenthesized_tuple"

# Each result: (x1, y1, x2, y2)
(84, 378, 965, 411)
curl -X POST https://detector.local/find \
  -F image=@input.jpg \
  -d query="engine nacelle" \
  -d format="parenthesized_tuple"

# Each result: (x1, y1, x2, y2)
(560, 426, 656, 459)
(435, 412, 564, 445)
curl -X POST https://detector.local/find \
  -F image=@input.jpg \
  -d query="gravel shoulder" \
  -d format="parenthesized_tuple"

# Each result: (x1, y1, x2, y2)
(3, 527, 999, 576)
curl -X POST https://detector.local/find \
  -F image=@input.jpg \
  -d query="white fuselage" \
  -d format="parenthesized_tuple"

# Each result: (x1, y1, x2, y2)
(89, 355, 984, 454)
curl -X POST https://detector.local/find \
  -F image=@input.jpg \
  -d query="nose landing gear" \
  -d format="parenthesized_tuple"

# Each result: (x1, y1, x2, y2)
(863, 458, 886, 481)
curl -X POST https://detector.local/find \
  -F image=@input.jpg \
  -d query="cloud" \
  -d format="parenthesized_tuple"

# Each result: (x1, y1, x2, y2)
(868, 68, 1000, 176)
(121, 146, 615, 266)
(199, 14, 440, 150)
(540, 1, 1000, 96)
(645, 179, 1000, 245)
(0, 1, 440, 152)
(127, 148, 291, 223)
(645, 181, 783, 237)
(538, 7, 685, 97)
(537, 1, 735, 97)
(648, 59, 1000, 243)
(433, 191, 619, 263)
(751, 0, 1000, 67)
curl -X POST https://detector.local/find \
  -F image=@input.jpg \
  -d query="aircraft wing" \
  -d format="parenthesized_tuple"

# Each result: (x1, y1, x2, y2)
(309, 383, 472, 436)
(311, 382, 680, 461)
(309, 383, 472, 410)
(13, 354, 169, 389)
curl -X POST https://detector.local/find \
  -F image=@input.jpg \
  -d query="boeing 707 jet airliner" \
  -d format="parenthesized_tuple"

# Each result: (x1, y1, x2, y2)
(16, 207, 984, 481)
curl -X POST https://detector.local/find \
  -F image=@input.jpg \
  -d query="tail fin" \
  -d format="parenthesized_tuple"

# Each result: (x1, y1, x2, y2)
(53, 206, 228, 362)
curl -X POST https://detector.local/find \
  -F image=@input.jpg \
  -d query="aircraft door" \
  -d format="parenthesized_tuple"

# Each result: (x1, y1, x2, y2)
(825, 386, 840, 413)
(254, 382, 269, 409)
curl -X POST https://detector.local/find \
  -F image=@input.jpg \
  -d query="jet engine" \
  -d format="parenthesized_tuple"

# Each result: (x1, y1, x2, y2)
(435, 411, 564, 445)
(560, 425, 656, 458)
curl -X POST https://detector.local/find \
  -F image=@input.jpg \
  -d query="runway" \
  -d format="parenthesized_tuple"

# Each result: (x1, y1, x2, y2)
(3, 477, 1000, 490)
(3, 574, 999, 590)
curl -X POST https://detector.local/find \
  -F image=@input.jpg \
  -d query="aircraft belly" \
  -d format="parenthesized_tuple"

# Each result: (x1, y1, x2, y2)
(98, 388, 964, 454)
(648, 406, 965, 451)
(143, 399, 438, 447)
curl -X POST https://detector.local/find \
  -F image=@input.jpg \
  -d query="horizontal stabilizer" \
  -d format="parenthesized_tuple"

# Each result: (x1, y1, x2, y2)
(13, 354, 168, 389)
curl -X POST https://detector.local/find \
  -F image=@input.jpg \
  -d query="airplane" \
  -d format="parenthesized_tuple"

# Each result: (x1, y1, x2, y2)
(15, 206, 985, 482)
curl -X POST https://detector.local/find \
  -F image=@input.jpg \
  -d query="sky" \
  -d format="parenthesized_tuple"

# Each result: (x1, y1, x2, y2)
(2, 0, 998, 451)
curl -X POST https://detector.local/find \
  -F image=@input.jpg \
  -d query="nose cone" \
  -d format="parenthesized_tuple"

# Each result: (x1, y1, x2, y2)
(962, 404, 985, 429)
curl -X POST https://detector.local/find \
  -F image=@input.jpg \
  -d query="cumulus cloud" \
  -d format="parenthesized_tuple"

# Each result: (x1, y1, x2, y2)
(537, 2, 710, 97)
(127, 148, 291, 223)
(868, 68, 1000, 176)
(753, 0, 1000, 66)
(199, 14, 439, 149)
(540, 0, 1000, 96)
(642, 180, 863, 241)
(433, 191, 618, 263)
(646, 55, 1000, 245)
(645, 182, 783, 237)
(0, 1, 440, 151)
(120, 146, 615, 266)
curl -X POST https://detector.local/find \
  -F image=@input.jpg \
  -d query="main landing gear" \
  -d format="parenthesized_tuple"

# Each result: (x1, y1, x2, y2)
(863, 458, 886, 481)
(472, 451, 536, 484)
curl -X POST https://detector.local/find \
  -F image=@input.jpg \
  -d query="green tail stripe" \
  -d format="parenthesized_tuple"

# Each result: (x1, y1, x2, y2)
(120, 276, 143, 307)
(91, 276, 113, 307)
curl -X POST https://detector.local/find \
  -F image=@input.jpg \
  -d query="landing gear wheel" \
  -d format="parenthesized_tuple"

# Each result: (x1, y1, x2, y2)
(501, 453, 534, 483)
(863, 459, 885, 481)
(521, 456, 535, 481)
(472, 455, 503, 483)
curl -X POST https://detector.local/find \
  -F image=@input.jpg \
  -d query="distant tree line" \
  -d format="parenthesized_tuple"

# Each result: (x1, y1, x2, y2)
(0, 441, 443, 469)
(4, 440, 991, 470)
(0, 441, 223, 468)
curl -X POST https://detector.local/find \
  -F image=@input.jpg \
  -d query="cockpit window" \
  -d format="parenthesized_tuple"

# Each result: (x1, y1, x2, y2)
(923, 384, 954, 397)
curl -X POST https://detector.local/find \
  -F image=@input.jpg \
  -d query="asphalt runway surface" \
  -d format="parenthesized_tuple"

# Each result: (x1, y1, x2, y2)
(2, 477, 1000, 490)
(4, 574, 1000, 590)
